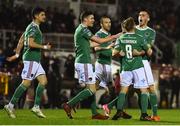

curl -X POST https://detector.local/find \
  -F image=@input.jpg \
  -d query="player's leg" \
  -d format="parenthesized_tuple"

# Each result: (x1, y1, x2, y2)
(4, 79, 31, 118)
(143, 60, 160, 121)
(149, 85, 160, 121)
(31, 72, 47, 118)
(4, 61, 35, 118)
(133, 67, 151, 121)
(112, 71, 132, 120)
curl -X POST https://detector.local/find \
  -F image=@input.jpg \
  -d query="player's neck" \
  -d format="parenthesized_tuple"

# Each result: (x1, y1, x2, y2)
(81, 22, 88, 27)
(33, 20, 41, 26)
(138, 24, 148, 29)
(100, 28, 109, 35)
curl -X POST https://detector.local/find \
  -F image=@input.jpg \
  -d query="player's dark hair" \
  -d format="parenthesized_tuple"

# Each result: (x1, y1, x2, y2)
(32, 7, 45, 19)
(100, 15, 110, 24)
(80, 11, 94, 22)
(139, 9, 151, 17)
(121, 17, 135, 32)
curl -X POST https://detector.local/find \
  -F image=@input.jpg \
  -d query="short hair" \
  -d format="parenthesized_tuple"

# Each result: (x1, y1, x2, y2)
(100, 15, 110, 24)
(121, 17, 135, 32)
(31, 7, 45, 19)
(139, 9, 151, 17)
(79, 11, 94, 22)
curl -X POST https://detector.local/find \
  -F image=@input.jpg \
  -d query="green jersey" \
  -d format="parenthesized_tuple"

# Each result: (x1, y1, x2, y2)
(74, 24, 93, 63)
(95, 29, 112, 65)
(114, 33, 149, 71)
(135, 26, 156, 60)
(23, 22, 42, 62)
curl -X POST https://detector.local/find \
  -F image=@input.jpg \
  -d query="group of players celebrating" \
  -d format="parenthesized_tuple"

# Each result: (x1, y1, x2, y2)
(3, 6, 160, 122)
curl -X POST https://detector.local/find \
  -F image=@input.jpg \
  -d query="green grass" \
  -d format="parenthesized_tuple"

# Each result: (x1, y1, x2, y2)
(0, 109, 179, 125)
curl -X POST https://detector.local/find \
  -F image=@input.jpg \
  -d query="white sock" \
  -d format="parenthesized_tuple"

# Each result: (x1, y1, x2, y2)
(34, 105, 40, 109)
(8, 102, 14, 109)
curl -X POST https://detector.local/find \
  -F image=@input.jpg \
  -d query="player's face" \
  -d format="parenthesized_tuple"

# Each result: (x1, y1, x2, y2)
(101, 18, 111, 32)
(85, 15, 95, 27)
(36, 12, 46, 23)
(138, 11, 149, 26)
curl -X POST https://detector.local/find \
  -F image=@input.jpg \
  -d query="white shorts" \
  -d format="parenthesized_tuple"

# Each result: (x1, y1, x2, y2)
(142, 60, 155, 85)
(120, 67, 148, 89)
(21, 61, 45, 80)
(95, 62, 112, 88)
(75, 63, 96, 85)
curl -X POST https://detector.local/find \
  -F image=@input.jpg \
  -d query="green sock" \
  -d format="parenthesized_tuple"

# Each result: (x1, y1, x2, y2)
(108, 97, 118, 109)
(141, 93, 148, 113)
(90, 94, 98, 115)
(68, 89, 93, 107)
(10, 84, 27, 105)
(34, 84, 45, 106)
(149, 93, 158, 116)
(117, 92, 126, 110)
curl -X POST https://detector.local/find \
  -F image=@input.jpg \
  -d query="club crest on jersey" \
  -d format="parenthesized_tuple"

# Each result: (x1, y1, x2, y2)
(145, 32, 150, 37)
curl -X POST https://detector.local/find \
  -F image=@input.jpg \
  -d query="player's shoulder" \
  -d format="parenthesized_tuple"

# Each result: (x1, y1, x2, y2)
(26, 22, 38, 31)
(147, 27, 156, 34)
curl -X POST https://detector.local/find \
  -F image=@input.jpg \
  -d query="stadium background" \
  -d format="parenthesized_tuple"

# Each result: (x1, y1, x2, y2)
(0, 0, 180, 117)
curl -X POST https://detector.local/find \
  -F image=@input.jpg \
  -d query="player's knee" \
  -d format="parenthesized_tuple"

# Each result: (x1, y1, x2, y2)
(148, 85, 155, 93)
(39, 79, 48, 86)
(140, 88, 148, 93)
(22, 80, 31, 87)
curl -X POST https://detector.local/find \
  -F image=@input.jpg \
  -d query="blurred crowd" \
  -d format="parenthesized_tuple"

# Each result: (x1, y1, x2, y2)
(0, 0, 180, 41)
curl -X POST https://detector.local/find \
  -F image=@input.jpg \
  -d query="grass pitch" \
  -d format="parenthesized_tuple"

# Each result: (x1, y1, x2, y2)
(0, 109, 179, 125)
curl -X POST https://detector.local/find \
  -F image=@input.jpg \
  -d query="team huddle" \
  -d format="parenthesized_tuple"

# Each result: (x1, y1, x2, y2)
(4, 7, 160, 121)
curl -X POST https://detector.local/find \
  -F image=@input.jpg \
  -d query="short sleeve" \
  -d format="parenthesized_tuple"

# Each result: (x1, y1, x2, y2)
(114, 38, 121, 51)
(82, 27, 94, 39)
(28, 26, 37, 38)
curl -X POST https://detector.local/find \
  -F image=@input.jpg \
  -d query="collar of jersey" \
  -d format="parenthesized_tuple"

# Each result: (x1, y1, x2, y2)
(100, 29, 109, 35)
(125, 32, 135, 34)
(32, 21, 39, 28)
(136, 25, 149, 30)
(81, 23, 87, 28)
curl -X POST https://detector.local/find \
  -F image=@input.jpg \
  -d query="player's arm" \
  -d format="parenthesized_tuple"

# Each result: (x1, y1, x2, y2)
(6, 33, 24, 62)
(94, 42, 115, 51)
(112, 38, 125, 57)
(90, 32, 122, 44)
(28, 37, 51, 50)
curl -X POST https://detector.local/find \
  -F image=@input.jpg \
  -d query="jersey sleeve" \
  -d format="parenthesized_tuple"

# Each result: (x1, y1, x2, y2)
(148, 30, 156, 45)
(27, 26, 37, 38)
(114, 38, 121, 51)
(82, 27, 94, 40)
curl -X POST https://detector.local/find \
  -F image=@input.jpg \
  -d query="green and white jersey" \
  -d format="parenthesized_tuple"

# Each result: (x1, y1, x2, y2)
(114, 33, 149, 71)
(135, 26, 156, 60)
(23, 22, 42, 62)
(95, 29, 112, 65)
(74, 24, 94, 63)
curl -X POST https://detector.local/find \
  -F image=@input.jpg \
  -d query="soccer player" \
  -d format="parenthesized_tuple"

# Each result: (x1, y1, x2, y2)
(94, 16, 114, 107)
(111, 17, 152, 121)
(94, 16, 131, 119)
(4, 7, 51, 118)
(62, 11, 119, 120)
(135, 10, 160, 121)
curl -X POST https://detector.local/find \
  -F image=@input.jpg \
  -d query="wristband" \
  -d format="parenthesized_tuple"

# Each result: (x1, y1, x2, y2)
(15, 54, 20, 58)
(43, 45, 48, 49)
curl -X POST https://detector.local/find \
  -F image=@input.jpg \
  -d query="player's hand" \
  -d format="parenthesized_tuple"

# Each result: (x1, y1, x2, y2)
(104, 86, 110, 95)
(43, 43, 51, 50)
(107, 42, 115, 49)
(6, 55, 18, 62)
(133, 49, 145, 56)
(119, 50, 125, 56)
